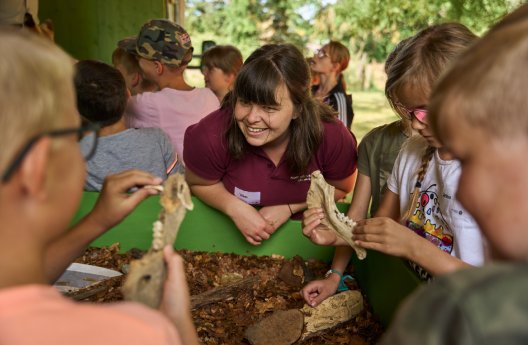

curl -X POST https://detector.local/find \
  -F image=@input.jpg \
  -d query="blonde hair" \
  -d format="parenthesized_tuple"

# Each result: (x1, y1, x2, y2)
(0, 29, 74, 172)
(384, 23, 478, 223)
(430, 6, 528, 140)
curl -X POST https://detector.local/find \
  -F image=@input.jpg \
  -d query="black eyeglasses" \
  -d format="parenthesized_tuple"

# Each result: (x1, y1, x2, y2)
(2, 123, 99, 183)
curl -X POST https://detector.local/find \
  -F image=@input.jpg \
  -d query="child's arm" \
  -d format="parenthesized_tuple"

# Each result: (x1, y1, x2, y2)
(359, 189, 471, 275)
(301, 173, 371, 307)
(185, 168, 275, 246)
(44, 170, 163, 283)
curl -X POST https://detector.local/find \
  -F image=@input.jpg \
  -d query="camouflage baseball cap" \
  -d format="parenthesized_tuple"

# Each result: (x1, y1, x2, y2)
(134, 19, 193, 67)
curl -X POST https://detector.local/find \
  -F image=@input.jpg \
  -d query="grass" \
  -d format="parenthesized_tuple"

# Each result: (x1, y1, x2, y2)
(352, 91, 399, 143)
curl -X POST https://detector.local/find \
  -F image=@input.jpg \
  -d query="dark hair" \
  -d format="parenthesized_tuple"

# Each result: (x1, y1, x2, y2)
(74, 60, 128, 127)
(225, 44, 336, 175)
(202, 45, 243, 75)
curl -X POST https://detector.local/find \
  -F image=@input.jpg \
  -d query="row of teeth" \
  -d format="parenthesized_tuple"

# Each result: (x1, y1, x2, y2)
(335, 210, 357, 228)
(248, 127, 266, 133)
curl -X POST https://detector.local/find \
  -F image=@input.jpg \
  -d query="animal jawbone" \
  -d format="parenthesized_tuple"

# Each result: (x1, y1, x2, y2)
(306, 170, 366, 260)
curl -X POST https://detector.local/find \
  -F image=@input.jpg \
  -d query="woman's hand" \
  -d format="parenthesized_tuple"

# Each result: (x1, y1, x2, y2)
(352, 217, 418, 259)
(230, 203, 276, 245)
(258, 204, 292, 232)
(300, 275, 340, 307)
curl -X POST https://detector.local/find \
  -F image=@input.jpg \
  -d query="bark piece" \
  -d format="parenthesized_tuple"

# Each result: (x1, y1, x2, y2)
(278, 255, 314, 287)
(191, 275, 259, 309)
(244, 291, 364, 344)
(244, 309, 304, 345)
(306, 170, 366, 260)
(300, 290, 364, 340)
(122, 173, 193, 308)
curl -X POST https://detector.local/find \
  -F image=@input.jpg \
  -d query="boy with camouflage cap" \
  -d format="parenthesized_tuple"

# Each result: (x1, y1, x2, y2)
(381, 4, 528, 344)
(113, 37, 158, 95)
(125, 19, 219, 163)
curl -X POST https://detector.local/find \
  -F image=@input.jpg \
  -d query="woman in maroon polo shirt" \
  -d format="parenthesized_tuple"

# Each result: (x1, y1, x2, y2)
(184, 44, 358, 245)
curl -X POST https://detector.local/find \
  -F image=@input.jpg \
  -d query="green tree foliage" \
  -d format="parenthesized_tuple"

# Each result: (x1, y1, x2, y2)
(313, 0, 522, 62)
(186, 0, 318, 56)
(186, 0, 523, 89)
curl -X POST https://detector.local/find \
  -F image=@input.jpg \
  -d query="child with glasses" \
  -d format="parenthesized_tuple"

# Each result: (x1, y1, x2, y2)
(75, 60, 180, 192)
(383, 5, 528, 342)
(310, 41, 354, 128)
(304, 23, 486, 286)
(0, 30, 199, 345)
(301, 37, 414, 307)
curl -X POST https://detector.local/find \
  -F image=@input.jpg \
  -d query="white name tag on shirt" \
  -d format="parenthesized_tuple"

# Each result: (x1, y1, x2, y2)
(234, 187, 261, 205)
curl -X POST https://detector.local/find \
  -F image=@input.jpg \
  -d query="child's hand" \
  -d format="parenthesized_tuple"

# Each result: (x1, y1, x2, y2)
(89, 169, 163, 230)
(230, 203, 276, 245)
(352, 217, 418, 259)
(160, 245, 192, 323)
(160, 245, 200, 345)
(302, 208, 343, 246)
(300, 276, 340, 307)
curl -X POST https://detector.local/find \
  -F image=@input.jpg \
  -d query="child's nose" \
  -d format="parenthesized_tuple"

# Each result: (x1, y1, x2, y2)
(411, 116, 427, 130)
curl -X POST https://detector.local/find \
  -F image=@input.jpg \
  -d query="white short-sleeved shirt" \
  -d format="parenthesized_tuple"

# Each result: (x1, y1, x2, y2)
(388, 136, 486, 269)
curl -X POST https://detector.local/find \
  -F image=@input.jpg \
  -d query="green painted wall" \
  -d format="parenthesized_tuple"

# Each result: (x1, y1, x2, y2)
(39, 0, 165, 63)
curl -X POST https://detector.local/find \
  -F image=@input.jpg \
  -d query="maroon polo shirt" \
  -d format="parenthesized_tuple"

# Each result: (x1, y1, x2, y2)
(184, 107, 357, 206)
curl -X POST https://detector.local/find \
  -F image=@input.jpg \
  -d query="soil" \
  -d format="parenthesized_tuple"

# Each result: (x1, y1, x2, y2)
(70, 244, 384, 345)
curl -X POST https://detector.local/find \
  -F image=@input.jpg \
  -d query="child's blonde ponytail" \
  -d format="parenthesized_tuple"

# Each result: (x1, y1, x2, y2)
(400, 146, 436, 223)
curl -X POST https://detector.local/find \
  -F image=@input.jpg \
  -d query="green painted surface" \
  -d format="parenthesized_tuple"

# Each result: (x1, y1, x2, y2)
(74, 192, 421, 327)
(39, 0, 165, 63)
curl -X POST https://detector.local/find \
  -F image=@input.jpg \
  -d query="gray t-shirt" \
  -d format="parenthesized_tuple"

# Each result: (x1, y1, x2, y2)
(81, 128, 177, 191)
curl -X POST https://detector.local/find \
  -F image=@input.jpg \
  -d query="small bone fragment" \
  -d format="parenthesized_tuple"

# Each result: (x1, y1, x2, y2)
(306, 170, 366, 260)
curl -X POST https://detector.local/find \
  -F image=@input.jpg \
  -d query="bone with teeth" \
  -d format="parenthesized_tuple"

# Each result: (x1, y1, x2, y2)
(306, 170, 366, 260)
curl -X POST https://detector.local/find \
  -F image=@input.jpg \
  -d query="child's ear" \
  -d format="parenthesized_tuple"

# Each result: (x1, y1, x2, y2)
(19, 137, 52, 199)
(225, 72, 236, 86)
(131, 72, 140, 87)
(154, 61, 164, 75)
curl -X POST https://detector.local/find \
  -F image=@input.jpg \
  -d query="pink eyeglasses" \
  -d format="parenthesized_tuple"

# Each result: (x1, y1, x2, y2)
(395, 102, 428, 123)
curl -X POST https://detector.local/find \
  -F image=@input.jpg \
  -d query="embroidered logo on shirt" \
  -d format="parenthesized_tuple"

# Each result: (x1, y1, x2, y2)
(290, 174, 311, 182)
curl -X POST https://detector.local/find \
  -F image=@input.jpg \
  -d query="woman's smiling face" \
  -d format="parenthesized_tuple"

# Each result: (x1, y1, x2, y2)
(234, 84, 296, 149)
